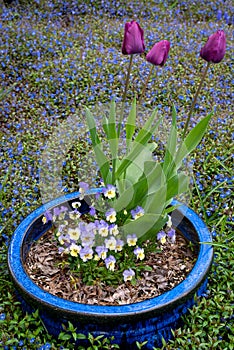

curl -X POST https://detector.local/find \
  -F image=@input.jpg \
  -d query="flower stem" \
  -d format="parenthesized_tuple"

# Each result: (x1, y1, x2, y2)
(118, 54, 133, 137)
(182, 61, 210, 140)
(139, 64, 154, 104)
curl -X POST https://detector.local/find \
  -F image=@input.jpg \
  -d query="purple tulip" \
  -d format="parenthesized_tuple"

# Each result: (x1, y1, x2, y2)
(122, 20, 145, 55)
(146, 40, 170, 67)
(200, 30, 226, 63)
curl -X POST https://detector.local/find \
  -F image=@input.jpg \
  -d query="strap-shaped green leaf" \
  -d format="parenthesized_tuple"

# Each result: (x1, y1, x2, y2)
(143, 183, 167, 213)
(122, 213, 167, 243)
(102, 100, 119, 162)
(113, 172, 148, 212)
(107, 100, 118, 147)
(134, 108, 159, 144)
(86, 108, 111, 184)
(139, 215, 168, 243)
(114, 160, 166, 212)
(115, 110, 162, 179)
(124, 142, 156, 186)
(86, 107, 101, 145)
(175, 113, 212, 167)
(139, 160, 165, 195)
(102, 115, 109, 137)
(125, 97, 136, 149)
(92, 144, 112, 184)
(166, 172, 189, 201)
(109, 98, 116, 125)
(163, 105, 177, 177)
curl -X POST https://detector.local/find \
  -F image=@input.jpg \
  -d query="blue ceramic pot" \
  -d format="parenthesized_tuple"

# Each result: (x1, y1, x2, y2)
(8, 190, 213, 349)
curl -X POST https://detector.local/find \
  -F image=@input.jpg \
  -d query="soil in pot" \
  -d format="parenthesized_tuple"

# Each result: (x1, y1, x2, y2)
(24, 227, 197, 306)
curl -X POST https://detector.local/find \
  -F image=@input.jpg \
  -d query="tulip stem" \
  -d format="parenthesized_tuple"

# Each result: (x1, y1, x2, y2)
(139, 64, 154, 104)
(182, 61, 210, 140)
(118, 54, 133, 137)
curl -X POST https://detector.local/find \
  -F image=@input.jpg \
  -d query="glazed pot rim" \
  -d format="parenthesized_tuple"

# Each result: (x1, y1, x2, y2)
(8, 190, 213, 319)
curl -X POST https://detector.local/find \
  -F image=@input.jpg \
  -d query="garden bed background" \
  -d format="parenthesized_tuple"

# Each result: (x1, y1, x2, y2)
(0, 1, 233, 349)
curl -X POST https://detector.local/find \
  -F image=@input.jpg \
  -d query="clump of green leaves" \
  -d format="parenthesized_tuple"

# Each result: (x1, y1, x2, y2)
(86, 98, 211, 241)
(58, 323, 120, 349)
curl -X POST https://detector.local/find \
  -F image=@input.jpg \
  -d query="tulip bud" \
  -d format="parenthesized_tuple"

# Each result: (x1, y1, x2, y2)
(146, 40, 170, 66)
(122, 21, 145, 55)
(200, 30, 226, 63)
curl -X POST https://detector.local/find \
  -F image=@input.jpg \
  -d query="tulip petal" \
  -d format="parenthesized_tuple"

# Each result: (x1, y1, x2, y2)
(146, 40, 170, 66)
(122, 21, 145, 55)
(200, 30, 226, 63)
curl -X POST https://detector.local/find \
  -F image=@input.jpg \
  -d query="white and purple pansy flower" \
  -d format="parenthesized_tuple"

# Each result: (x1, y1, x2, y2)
(95, 245, 108, 260)
(115, 239, 124, 252)
(134, 247, 145, 260)
(157, 230, 167, 244)
(78, 182, 89, 199)
(69, 243, 81, 257)
(167, 228, 176, 243)
(127, 234, 138, 246)
(131, 206, 144, 220)
(105, 236, 117, 251)
(123, 268, 135, 282)
(105, 255, 116, 271)
(97, 220, 109, 237)
(105, 208, 117, 223)
(79, 246, 93, 262)
(103, 184, 116, 199)
(80, 230, 95, 247)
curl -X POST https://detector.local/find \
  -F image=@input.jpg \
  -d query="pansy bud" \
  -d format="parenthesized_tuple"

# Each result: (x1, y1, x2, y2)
(122, 20, 145, 55)
(146, 40, 170, 66)
(200, 30, 226, 63)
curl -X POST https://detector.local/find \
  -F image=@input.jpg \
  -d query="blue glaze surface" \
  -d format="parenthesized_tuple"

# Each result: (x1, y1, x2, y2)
(8, 190, 213, 348)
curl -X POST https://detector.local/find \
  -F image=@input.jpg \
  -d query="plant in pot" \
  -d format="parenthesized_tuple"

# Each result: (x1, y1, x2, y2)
(8, 23, 226, 349)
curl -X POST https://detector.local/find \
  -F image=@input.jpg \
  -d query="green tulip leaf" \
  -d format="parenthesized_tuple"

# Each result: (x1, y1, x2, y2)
(125, 97, 136, 149)
(86, 108, 112, 184)
(124, 142, 157, 186)
(143, 183, 167, 213)
(175, 113, 212, 167)
(102, 99, 119, 160)
(113, 172, 148, 212)
(122, 213, 167, 243)
(139, 160, 166, 195)
(115, 110, 162, 179)
(163, 105, 177, 177)
(166, 172, 189, 201)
